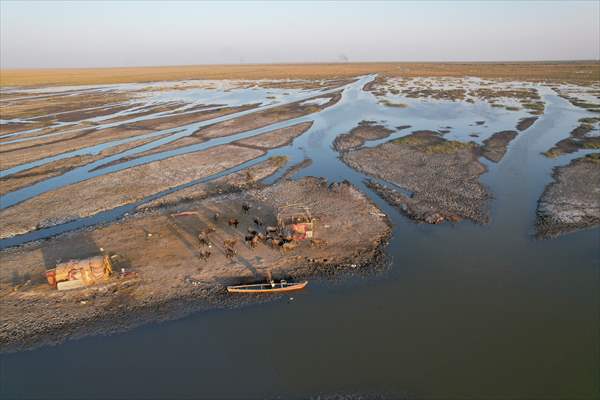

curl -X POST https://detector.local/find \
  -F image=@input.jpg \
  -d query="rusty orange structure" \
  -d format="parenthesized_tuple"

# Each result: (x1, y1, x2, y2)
(46, 255, 113, 290)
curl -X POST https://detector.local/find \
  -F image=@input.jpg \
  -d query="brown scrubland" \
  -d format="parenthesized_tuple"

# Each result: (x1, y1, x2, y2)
(2, 61, 598, 87)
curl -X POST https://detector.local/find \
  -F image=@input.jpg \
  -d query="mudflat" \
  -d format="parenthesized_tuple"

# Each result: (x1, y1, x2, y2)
(0, 133, 170, 195)
(0, 144, 263, 239)
(1, 70, 599, 361)
(0, 105, 256, 170)
(0, 177, 390, 352)
(543, 117, 600, 158)
(333, 120, 394, 152)
(341, 130, 490, 224)
(0, 119, 314, 239)
(480, 130, 519, 163)
(536, 153, 600, 237)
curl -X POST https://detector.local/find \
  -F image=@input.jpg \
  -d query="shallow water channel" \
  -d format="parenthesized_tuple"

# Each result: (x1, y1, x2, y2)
(0, 76, 598, 399)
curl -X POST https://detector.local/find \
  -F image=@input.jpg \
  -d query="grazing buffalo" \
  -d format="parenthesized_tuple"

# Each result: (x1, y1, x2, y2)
(202, 227, 215, 235)
(199, 249, 211, 261)
(281, 241, 298, 253)
(198, 233, 211, 247)
(224, 247, 236, 260)
(223, 239, 237, 249)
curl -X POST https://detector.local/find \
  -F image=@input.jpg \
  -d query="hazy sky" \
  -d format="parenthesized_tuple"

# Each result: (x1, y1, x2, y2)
(1, 1, 599, 68)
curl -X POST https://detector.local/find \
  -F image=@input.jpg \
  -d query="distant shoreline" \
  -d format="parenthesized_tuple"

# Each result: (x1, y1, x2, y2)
(2, 61, 599, 87)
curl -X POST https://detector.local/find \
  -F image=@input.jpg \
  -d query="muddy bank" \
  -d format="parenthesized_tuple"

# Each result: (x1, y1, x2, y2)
(365, 76, 546, 114)
(252, 78, 356, 91)
(91, 93, 333, 169)
(342, 131, 490, 224)
(193, 92, 341, 140)
(0, 178, 390, 352)
(0, 121, 50, 136)
(49, 103, 135, 123)
(554, 87, 600, 113)
(97, 101, 188, 124)
(543, 119, 600, 158)
(92, 121, 312, 171)
(279, 158, 313, 181)
(137, 156, 288, 210)
(127, 104, 258, 131)
(0, 134, 170, 196)
(516, 116, 538, 131)
(333, 121, 393, 152)
(0, 125, 152, 170)
(536, 154, 600, 237)
(0, 145, 262, 240)
(480, 130, 518, 162)
(0, 102, 185, 143)
(0, 121, 315, 239)
(0, 90, 132, 120)
(0, 105, 256, 171)
(235, 121, 313, 150)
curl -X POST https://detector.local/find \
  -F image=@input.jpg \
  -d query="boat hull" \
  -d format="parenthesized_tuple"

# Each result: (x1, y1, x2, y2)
(227, 281, 308, 293)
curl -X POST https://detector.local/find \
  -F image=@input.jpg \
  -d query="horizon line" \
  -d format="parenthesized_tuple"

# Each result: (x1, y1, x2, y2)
(2, 59, 600, 72)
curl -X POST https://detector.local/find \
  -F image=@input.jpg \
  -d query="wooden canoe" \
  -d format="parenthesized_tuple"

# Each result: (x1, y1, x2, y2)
(227, 280, 308, 294)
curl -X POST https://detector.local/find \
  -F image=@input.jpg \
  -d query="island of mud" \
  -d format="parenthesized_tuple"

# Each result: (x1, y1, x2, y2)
(536, 153, 600, 237)
(336, 127, 514, 224)
(0, 176, 390, 352)
(543, 117, 600, 158)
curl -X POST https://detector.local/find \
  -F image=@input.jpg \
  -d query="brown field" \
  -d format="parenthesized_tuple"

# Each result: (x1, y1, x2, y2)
(1, 62, 599, 87)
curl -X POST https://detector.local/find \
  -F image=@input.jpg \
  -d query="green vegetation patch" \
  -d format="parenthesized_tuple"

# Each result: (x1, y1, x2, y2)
(579, 117, 600, 124)
(393, 133, 476, 154)
(582, 140, 600, 149)
(379, 99, 408, 108)
(505, 106, 521, 111)
(522, 101, 545, 115)
(573, 100, 600, 109)
(583, 153, 600, 164)
(542, 149, 563, 158)
(268, 155, 289, 167)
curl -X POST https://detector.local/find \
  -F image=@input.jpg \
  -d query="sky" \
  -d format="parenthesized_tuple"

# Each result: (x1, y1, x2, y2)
(1, 1, 599, 69)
